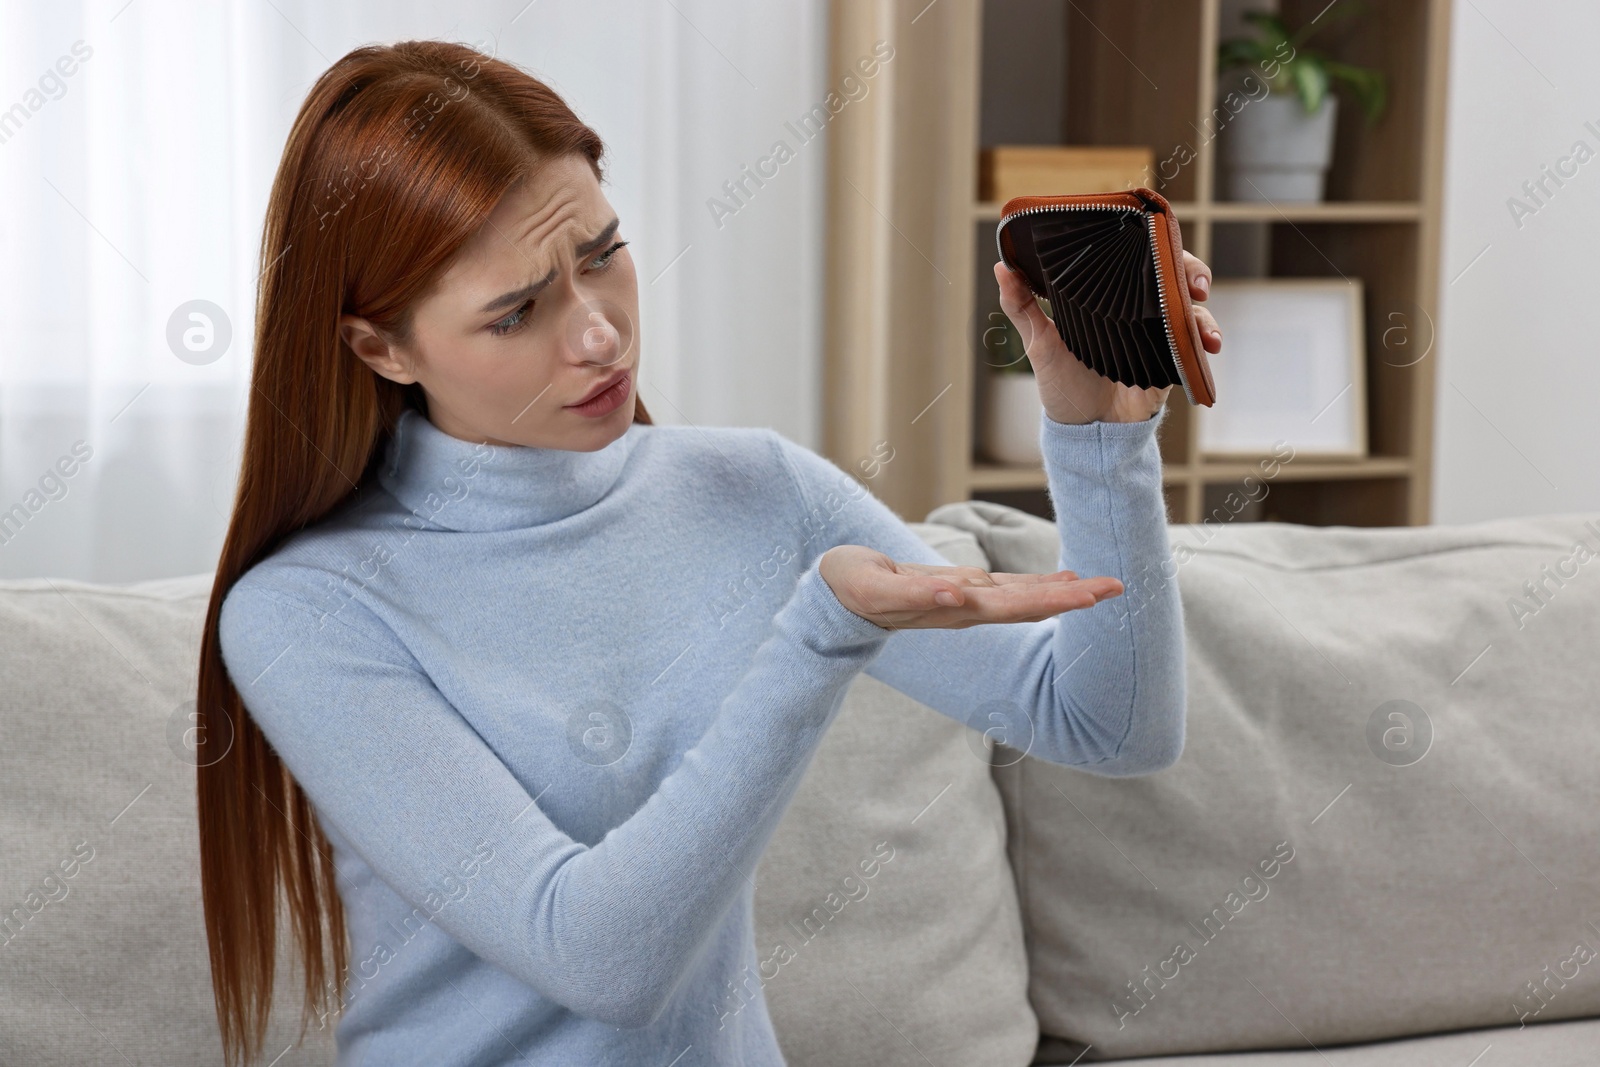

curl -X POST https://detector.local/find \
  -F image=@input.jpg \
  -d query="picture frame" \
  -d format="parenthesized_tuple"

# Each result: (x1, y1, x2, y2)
(1196, 278, 1367, 459)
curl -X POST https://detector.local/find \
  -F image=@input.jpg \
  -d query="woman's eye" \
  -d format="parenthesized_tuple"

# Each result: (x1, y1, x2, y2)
(589, 239, 628, 273)
(488, 241, 626, 338)
(490, 300, 533, 337)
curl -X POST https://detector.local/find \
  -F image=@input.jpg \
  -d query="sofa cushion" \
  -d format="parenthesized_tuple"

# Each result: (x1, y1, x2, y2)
(0, 573, 337, 1067)
(754, 521, 1039, 1066)
(1039, 1014, 1600, 1066)
(929, 502, 1600, 1059)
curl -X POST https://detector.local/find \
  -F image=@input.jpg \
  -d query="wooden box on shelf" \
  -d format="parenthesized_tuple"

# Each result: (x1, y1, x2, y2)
(977, 145, 1155, 203)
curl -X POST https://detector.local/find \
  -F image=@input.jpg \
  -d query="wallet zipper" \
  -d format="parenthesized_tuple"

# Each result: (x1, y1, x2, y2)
(996, 201, 1195, 404)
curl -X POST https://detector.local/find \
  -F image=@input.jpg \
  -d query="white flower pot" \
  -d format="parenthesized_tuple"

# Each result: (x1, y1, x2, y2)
(980, 369, 1042, 465)
(1220, 90, 1339, 202)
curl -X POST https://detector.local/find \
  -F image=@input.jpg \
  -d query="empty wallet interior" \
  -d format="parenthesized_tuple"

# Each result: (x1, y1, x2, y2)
(997, 194, 1214, 406)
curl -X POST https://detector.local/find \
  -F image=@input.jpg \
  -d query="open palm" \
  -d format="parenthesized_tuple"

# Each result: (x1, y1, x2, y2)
(820, 544, 1123, 630)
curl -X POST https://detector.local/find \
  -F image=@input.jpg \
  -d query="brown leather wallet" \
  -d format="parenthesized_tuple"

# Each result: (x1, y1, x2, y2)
(996, 187, 1216, 407)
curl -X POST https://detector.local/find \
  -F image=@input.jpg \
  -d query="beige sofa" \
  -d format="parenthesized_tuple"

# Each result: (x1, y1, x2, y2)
(4, 500, 1599, 1065)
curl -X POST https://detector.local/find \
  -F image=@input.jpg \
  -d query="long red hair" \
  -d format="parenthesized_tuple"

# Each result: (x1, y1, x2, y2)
(195, 39, 651, 1067)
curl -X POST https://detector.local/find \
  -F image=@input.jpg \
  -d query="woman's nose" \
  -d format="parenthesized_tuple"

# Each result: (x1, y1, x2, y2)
(579, 311, 617, 361)
(564, 298, 633, 366)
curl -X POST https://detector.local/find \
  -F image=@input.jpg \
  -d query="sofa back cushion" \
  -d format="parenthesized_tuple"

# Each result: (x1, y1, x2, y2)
(755, 521, 1039, 1066)
(933, 502, 1600, 1060)
(0, 574, 337, 1067)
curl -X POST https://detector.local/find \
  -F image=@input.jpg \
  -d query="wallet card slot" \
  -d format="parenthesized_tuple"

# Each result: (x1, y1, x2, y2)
(1070, 227, 1143, 319)
(1037, 213, 1148, 335)
(1086, 303, 1132, 387)
(1141, 316, 1180, 388)
(1111, 251, 1146, 324)
(1080, 241, 1135, 320)
(1058, 297, 1110, 381)
(1112, 314, 1154, 389)
(1121, 274, 1168, 390)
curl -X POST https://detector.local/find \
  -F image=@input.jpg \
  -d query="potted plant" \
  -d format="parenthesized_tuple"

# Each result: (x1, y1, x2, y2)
(978, 301, 1042, 465)
(1216, 6, 1387, 202)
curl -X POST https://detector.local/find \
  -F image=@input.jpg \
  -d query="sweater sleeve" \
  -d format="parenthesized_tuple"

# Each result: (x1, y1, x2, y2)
(216, 559, 890, 1030)
(770, 404, 1186, 775)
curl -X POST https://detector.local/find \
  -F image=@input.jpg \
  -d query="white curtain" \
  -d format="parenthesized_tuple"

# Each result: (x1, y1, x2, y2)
(0, 0, 829, 582)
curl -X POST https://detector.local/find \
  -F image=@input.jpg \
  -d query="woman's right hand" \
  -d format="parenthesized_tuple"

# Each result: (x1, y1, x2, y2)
(819, 544, 1124, 630)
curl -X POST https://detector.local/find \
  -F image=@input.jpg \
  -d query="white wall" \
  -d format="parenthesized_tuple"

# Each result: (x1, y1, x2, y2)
(1434, 0, 1600, 521)
(0, 0, 832, 582)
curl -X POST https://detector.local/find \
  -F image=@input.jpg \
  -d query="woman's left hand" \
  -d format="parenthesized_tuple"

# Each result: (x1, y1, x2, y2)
(992, 250, 1222, 425)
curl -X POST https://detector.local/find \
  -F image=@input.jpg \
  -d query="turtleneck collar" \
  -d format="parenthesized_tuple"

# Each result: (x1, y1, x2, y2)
(377, 406, 639, 532)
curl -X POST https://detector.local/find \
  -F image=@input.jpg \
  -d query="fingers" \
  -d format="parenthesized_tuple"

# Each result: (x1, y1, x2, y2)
(1183, 251, 1212, 302)
(1182, 251, 1220, 350)
(895, 562, 1080, 584)
(895, 568, 981, 608)
(829, 553, 970, 622)
(1193, 305, 1222, 353)
(943, 564, 995, 584)
(891, 563, 1095, 590)
(954, 576, 1124, 625)
(993, 259, 1030, 309)
(916, 573, 1126, 627)
(972, 569, 1086, 588)
(992, 261, 1051, 348)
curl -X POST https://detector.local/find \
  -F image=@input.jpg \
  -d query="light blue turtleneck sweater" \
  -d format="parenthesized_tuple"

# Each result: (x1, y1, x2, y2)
(217, 402, 1185, 1066)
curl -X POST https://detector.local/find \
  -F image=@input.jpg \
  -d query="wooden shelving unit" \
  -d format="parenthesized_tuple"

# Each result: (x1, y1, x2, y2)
(822, 0, 1452, 528)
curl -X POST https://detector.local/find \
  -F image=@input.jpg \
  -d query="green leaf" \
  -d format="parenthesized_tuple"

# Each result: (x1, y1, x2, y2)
(1242, 11, 1292, 50)
(1224, 2, 1385, 123)
(1288, 0, 1365, 49)
(1325, 60, 1388, 124)
(1218, 37, 1269, 70)
(1290, 58, 1330, 114)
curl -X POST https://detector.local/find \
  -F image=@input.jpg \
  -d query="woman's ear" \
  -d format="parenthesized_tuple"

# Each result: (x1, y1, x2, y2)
(340, 313, 417, 384)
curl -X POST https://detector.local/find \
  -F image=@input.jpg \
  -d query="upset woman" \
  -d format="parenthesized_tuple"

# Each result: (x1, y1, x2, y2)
(196, 39, 1220, 1067)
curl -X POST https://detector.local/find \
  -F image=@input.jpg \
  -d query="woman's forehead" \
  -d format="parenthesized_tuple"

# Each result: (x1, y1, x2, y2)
(447, 170, 614, 291)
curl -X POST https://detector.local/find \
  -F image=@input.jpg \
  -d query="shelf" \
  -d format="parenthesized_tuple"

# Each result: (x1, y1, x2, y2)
(969, 462, 1192, 492)
(1208, 201, 1423, 223)
(974, 200, 1421, 224)
(967, 462, 1050, 492)
(969, 455, 1413, 492)
(973, 200, 1200, 222)
(1195, 456, 1413, 480)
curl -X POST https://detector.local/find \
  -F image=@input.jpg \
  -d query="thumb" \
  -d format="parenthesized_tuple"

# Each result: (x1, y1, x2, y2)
(926, 578, 965, 608)
(993, 262, 1052, 350)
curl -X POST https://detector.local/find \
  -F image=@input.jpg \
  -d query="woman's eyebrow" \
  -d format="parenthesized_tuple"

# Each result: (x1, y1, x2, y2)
(574, 216, 621, 257)
(477, 217, 621, 315)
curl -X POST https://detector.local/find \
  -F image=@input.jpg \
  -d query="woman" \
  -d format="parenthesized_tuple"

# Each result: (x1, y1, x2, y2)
(198, 39, 1220, 1067)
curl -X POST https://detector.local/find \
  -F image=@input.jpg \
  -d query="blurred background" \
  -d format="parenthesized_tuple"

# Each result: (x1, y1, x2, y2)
(0, 0, 1593, 583)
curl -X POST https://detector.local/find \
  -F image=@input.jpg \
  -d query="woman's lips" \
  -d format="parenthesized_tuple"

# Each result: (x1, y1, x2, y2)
(567, 367, 630, 407)
(563, 368, 633, 417)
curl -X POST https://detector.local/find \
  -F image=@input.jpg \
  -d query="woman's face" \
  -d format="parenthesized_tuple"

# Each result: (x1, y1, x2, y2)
(341, 152, 639, 450)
